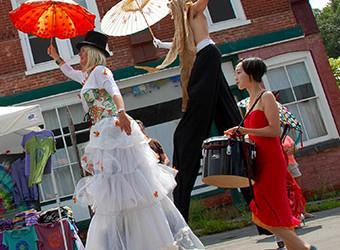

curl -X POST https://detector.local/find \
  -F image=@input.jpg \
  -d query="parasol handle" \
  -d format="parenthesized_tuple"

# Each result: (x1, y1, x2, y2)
(50, 3, 56, 45)
(133, 0, 156, 39)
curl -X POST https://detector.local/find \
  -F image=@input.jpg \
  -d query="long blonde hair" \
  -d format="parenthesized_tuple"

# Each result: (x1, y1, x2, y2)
(82, 45, 107, 72)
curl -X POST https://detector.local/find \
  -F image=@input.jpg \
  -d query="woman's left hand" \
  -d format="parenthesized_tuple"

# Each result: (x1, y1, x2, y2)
(118, 112, 131, 135)
(286, 146, 297, 155)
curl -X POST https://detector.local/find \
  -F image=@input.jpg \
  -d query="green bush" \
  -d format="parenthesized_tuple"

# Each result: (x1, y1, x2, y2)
(328, 57, 340, 89)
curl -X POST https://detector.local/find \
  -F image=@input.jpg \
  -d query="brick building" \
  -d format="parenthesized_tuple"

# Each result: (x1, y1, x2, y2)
(1, 0, 340, 228)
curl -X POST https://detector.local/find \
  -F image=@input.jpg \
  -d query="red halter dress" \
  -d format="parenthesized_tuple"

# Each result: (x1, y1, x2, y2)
(245, 110, 301, 229)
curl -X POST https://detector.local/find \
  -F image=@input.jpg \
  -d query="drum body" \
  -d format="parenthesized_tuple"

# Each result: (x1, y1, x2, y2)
(202, 136, 256, 188)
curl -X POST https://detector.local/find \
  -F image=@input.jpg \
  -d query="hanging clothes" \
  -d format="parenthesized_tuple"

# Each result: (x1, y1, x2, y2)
(0, 164, 14, 213)
(10, 157, 39, 205)
(22, 131, 56, 187)
(35, 219, 75, 250)
(0, 232, 8, 250)
(2, 226, 39, 250)
(21, 130, 55, 177)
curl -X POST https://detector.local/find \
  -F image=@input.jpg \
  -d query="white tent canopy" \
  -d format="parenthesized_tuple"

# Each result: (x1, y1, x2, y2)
(0, 105, 45, 154)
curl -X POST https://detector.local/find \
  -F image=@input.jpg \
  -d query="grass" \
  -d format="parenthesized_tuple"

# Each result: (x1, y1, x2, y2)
(188, 200, 252, 237)
(188, 190, 340, 237)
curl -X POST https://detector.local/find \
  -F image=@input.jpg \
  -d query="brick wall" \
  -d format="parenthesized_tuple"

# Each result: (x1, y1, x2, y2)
(297, 145, 340, 193)
(0, 0, 297, 97)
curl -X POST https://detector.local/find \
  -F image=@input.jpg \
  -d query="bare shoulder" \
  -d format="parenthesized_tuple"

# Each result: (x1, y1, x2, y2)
(262, 91, 276, 102)
(261, 91, 277, 108)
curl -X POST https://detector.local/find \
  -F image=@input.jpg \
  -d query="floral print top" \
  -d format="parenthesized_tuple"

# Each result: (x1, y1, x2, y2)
(83, 88, 118, 124)
(59, 64, 121, 121)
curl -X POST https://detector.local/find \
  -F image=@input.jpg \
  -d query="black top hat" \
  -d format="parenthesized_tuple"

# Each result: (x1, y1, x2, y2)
(76, 30, 110, 57)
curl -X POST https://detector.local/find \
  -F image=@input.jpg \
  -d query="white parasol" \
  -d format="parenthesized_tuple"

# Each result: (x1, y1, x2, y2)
(101, 0, 170, 37)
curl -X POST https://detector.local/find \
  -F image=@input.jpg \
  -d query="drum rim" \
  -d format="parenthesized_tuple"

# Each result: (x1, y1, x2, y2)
(202, 135, 255, 145)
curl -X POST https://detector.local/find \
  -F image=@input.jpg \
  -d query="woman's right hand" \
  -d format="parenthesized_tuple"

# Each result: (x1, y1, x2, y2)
(118, 111, 132, 136)
(47, 44, 60, 60)
(224, 126, 246, 136)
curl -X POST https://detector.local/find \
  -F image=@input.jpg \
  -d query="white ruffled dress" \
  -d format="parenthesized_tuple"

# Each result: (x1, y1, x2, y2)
(64, 64, 205, 250)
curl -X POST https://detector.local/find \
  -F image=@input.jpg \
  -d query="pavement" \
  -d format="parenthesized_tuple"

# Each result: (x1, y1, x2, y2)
(199, 206, 340, 250)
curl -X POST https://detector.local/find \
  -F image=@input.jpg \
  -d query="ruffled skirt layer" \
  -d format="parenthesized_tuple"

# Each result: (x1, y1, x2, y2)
(74, 117, 204, 250)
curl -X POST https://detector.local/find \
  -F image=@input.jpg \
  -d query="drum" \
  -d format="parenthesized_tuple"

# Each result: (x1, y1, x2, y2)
(202, 135, 256, 188)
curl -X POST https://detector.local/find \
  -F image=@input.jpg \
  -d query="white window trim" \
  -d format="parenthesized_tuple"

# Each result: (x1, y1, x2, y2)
(10, 0, 104, 76)
(262, 51, 339, 146)
(205, 0, 251, 33)
(222, 61, 237, 86)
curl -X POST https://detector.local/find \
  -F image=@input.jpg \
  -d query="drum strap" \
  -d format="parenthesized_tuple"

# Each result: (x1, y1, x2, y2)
(237, 91, 265, 210)
(241, 91, 266, 127)
(242, 139, 260, 210)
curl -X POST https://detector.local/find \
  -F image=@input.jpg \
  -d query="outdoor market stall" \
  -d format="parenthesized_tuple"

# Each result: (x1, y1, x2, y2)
(0, 105, 79, 250)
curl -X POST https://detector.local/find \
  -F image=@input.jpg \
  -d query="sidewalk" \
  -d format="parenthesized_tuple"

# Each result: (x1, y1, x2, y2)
(199, 206, 340, 250)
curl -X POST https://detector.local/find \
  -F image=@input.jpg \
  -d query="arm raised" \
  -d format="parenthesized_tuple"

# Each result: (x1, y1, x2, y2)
(191, 0, 209, 14)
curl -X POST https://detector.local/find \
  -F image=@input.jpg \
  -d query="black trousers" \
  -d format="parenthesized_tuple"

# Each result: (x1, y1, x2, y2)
(173, 44, 242, 221)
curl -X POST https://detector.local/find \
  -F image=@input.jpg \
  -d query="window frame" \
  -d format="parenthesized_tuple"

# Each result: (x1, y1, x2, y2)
(204, 0, 250, 33)
(10, 0, 102, 76)
(262, 51, 339, 146)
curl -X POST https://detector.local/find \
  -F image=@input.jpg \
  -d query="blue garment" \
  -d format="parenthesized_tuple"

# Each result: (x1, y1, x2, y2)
(2, 226, 39, 250)
(11, 158, 39, 205)
(21, 130, 54, 177)
(0, 232, 9, 250)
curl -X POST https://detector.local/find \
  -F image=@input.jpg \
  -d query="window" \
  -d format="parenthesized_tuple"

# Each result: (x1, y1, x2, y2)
(10, 0, 101, 75)
(263, 52, 338, 146)
(204, 0, 250, 32)
(208, 0, 235, 22)
(39, 103, 90, 201)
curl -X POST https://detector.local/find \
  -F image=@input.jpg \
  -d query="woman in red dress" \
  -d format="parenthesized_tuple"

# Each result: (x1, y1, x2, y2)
(225, 57, 316, 250)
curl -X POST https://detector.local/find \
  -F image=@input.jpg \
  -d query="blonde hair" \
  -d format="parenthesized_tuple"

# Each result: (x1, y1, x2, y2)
(82, 45, 106, 72)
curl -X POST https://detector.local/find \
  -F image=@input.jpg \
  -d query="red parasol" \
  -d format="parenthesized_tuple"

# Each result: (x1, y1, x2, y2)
(9, 0, 96, 40)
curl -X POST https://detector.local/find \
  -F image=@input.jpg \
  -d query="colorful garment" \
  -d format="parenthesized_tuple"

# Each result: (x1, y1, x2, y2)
(38, 207, 73, 224)
(24, 136, 56, 187)
(282, 135, 297, 165)
(21, 130, 54, 177)
(25, 211, 39, 227)
(0, 165, 14, 213)
(35, 219, 75, 250)
(245, 110, 300, 228)
(0, 218, 12, 231)
(11, 158, 39, 205)
(61, 63, 204, 250)
(66, 218, 85, 250)
(2, 226, 39, 250)
(0, 232, 9, 250)
(83, 89, 117, 124)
